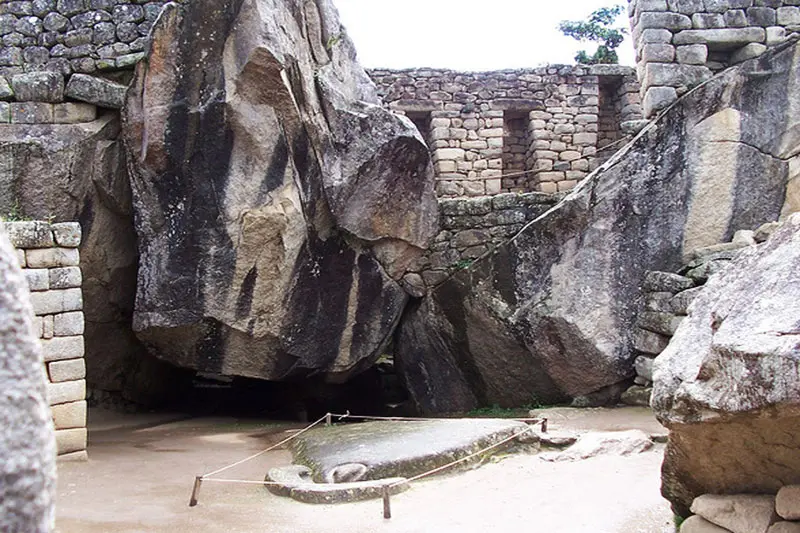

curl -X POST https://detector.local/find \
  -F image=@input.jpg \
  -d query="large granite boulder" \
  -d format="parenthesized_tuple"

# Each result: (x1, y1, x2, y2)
(0, 117, 177, 406)
(122, 0, 437, 381)
(0, 229, 56, 532)
(653, 213, 800, 517)
(395, 39, 799, 414)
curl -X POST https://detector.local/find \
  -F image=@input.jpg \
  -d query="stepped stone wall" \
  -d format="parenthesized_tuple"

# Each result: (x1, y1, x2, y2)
(4, 221, 86, 460)
(369, 65, 643, 197)
(629, 0, 800, 116)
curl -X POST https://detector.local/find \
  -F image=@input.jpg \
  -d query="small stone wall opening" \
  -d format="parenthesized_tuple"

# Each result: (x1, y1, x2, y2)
(502, 110, 530, 192)
(406, 111, 432, 144)
(598, 77, 624, 161)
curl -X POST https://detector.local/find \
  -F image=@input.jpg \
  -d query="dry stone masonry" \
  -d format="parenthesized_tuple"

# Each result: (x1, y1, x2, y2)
(629, 0, 800, 116)
(369, 66, 643, 197)
(0, 0, 174, 77)
(680, 490, 800, 533)
(4, 221, 86, 460)
(411, 192, 561, 290)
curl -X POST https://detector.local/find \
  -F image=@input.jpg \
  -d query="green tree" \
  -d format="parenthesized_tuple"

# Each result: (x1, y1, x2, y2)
(558, 5, 627, 65)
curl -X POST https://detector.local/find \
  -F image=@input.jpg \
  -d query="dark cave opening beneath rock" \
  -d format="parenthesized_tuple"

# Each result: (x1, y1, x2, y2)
(89, 354, 410, 421)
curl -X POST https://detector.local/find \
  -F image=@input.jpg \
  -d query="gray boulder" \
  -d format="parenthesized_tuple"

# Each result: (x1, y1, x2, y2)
(0, 229, 56, 532)
(395, 38, 795, 414)
(653, 214, 800, 516)
(122, 0, 437, 381)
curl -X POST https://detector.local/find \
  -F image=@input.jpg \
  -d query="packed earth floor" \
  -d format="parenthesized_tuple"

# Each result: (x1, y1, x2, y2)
(56, 407, 674, 533)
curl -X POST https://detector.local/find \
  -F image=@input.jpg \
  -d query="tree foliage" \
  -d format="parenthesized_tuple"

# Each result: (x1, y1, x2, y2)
(558, 5, 627, 65)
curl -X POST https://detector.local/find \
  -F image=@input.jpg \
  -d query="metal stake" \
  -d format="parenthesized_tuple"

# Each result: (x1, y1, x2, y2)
(189, 476, 203, 507)
(541, 418, 548, 433)
(325, 413, 332, 426)
(382, 486, 392, 519)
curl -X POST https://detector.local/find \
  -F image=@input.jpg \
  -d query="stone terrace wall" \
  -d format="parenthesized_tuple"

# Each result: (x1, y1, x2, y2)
(4, 221, 86, 461)
(369, 66, 642, 198)
(410, 192, 561, 289)
(629, 0, 800, 117)
(0, 0, 176, 77)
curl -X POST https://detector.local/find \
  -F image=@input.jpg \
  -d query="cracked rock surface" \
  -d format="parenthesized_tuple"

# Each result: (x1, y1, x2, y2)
(653, 213, 800, 517)
(122, 0, 437, 381)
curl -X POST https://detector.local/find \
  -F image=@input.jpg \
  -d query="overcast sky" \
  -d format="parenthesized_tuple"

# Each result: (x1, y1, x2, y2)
(334, 1, 635, 71)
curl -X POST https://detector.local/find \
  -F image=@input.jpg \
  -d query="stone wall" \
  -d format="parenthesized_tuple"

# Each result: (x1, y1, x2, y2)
(4, 221, 86, 460)
(368, 66, 643, 197)
(629, 0, 800, 116)
(0, 0, 174, 77)
(411, 192, 561, 290)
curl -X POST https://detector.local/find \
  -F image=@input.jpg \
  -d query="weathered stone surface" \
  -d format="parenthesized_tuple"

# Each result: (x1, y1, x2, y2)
(540, 430, 653, 462)
(11, 71, 63, 102)
(122, 0, 437, 382)
(621, 385, 653, 406)
(290, 419, 531, 482)
(691, 494, 779, 533)
(654, 214, 800, 516)
(3, 221, 54, 248)
(731, 42, 768, 64)
(681, 515, 735, 533)
(769, 523, 800, 533)
(0, 229, 56, 532)
(395, 39, 793, 414)
(65, 73, 126, 108)
(55, 428, 86, 455)
(644, 86, 679, 116)
(265, 464, 409, 504)
(776, 486, 800, 520)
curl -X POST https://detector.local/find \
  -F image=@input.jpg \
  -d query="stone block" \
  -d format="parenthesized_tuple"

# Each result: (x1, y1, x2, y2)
(0, 101, 8, 123)
(65, 73, 127, 109)
(24, 269, 49, 292)
(677, 44, 709, 65)
(691, 494, 779, 533)
(669, 0, 706, 15)
(15, 248, 25, 267)
(670, 287, 704, 314)
(30, 288, 82, 317)
(634, 355, 655, 381)
(42, 315, 54, 339)
(724, 9, 749, 27)
(747, 6, 776, 26)
(51, 222, 81, 247)
(636, 0, 669, 14)
(641, 43, 676, 62)
(640, 28, 674, 44)
(638, 11, 693, 30)
(432, 148, 465, 161)
(632, 327, 671, 355)
(47, 379, 85, 406)
(10, 102, 54, 123)
(0, 76, 13, 100)
(52, 102, 96, 124)
(477, 128, 504, 138)
(680, 515, 731, 532)
(777, 6, 800, 26)
(672, 28, 766, 49)
(704, 0, 753, 14)
(41, 335, 84, 362)
(643, 86, 678, 117)
(573, 132, 597, 146)
(10, 71, 64, 102)
(769, 523, 800, 533)
(776, 485, 800, 520)
(643, 64, 712, 88)
(731, 42, 767, 64)
(25, 247, 79, 268)
(692, 13, 725, 28)
(48, 359, 85, 383)
(3, 221, 54, 248)
(49, 266, 82, 290)
(55, 428, 86, 455)
(766, 26, 787, 46)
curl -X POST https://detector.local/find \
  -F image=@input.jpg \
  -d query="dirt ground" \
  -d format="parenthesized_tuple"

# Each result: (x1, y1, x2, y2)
(55, 407, 675, 533)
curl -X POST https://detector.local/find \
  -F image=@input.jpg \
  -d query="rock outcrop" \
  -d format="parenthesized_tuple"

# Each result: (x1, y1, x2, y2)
(395, 38, 799, 414)
(0, 229, 56, 532)
(653, 214, 800, 516)
(122, 0, 437, 381)
(0, 116, 178, 406)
